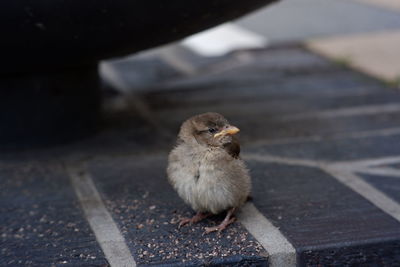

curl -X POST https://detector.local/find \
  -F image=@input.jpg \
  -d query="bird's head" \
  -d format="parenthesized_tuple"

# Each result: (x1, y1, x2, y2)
(178, 112, 240, 148)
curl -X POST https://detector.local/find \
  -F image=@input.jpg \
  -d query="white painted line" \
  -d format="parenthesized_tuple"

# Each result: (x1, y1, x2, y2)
(245, 152, 400, 223)
(323, 167, 400, 222)
(237, 202, 296, 267)
(156, 45, 197, 75)
(67, 163, 136, 267)
(100, 62, 131, 93)
(334, 156, 400, 168)
(279, 103, 400, 121)
(100, 62, 170, 137)
(182, 23, 267, 57)
(339, 127, 400, 139)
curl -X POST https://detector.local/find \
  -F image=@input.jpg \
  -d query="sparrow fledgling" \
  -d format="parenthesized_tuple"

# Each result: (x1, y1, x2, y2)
(167, 112, 251, 234)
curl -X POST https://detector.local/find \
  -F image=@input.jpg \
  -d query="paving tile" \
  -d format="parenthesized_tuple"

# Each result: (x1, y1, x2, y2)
(157, 107, 400, 145)
(88, 155, 268, 266)
(308, 30, 400, 82)
(3, 43, 400, 266)
(360, 174, 400, 203)
(237, 0, 400, 43)
(246, 133, 400, 161)
(146, 65, 386, 105)
(110, 45, 387, 98)
(156, 50, 384, 96)
(300, 240, 400, 266)
(247, 161, 400, 265)
(147, 70, 384, 109)
(147, 93, 400, 122)
(0, 162, 108, 266)
(138, 47, 400, 144)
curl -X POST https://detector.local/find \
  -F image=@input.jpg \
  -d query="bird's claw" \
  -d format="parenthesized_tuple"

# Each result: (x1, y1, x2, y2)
(178, 218, 192, 229)
(203, 217, 236, 235)
(178, 212, 211, 229)
(203, 226, 220, 235)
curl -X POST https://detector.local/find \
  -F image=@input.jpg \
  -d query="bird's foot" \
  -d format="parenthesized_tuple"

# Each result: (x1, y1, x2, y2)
(178, 218, 193, 228)
(178, 212, 210, 228)
(203, 217, 236, 234)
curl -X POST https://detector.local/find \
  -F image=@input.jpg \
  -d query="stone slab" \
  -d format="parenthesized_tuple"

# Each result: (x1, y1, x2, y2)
(138, 47, 400, 144)
(360, 174, 400, 203)
(88, 155, 268, 266)
(3, 43, 400, 267)
(0, 162, 108, 266)
(247, 161, 400, 266)
(246, 133, 400, 161)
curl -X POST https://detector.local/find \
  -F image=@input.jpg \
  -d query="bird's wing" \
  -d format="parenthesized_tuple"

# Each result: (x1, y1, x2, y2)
(223, 136, 240, 158)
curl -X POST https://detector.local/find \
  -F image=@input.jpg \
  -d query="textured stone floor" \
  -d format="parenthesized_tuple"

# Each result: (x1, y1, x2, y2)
(2, 44, 400, 266)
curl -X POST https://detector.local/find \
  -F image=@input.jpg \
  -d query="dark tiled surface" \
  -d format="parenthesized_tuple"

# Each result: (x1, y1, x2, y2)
(248, 162, 400, 266)
(245, 133, 400, 161)
(299, 240, 400, 267)
(248, 162, 400, 246)
(0, 162, 108, 266)
(135, 46, 400, 144)
(360, 174, 400, 203)
(88, 155, 268, 266)
(2, 44, 400, 266)
(113, 45, 400, 265)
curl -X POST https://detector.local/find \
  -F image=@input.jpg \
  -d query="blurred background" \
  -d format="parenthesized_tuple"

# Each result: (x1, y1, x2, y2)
(102, 0, 400, 91)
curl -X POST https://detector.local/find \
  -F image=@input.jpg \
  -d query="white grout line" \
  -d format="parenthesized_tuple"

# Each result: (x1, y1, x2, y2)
(245, 152, 400, 223)
(182, 23, 267, 57)
(278, 103, 400, 121)
(323, 167, 400, 222)
(237, 202, 297, 267)
(335, 127, 400, 139)
(66, 163, 136, 267)
(334, 155, 400, 168)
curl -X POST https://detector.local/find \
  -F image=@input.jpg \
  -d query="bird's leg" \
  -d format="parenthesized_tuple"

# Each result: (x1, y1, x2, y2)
(178, 211, 211, 228)
(204, 208, 236, 234)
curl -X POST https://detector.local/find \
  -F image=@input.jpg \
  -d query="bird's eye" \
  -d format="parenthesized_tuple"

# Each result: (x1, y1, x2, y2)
(208, 128, 217, 134)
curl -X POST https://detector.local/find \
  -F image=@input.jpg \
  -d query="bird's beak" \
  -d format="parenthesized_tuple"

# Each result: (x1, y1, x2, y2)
(214, 125, 240, 138)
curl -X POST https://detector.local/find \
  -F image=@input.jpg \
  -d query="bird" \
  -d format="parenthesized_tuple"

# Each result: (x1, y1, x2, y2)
(167, 112, 251, 234)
